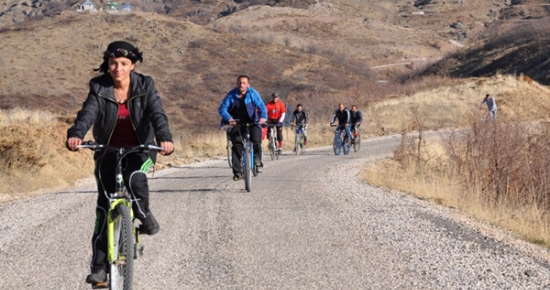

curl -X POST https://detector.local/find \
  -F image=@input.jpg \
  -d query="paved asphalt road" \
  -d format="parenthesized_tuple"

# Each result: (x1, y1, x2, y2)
(1, 133, 550, 289)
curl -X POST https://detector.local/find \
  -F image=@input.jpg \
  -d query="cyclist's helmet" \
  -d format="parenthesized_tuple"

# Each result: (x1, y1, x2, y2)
(272, 92, 280, 98)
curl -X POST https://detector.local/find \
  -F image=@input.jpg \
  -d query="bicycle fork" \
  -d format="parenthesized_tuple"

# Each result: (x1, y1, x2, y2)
(107, 198, 133, 264)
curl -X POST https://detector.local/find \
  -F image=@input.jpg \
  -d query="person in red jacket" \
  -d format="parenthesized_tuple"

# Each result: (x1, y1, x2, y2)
(266, 92, 286, 150)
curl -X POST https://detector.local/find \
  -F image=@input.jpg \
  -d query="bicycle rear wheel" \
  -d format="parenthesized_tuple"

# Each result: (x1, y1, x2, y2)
(300, 134, 306, 154)
(110, 205, 134, 290)
(333, 133, 342, 155)
(244, 147, 252, 192)
(343, 134, 351, 155)
(353, 134, 361, 152)
(295, 134, 300, 156)
(274, 135, 279, 160)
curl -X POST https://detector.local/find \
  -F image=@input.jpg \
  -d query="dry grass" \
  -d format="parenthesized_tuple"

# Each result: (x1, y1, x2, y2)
(362, 75, 550, 246)
(363, 156, 550, 245)
(364, 74, 550, 137)
(0, 109, 94, 201)
(0, 107, 334, 202)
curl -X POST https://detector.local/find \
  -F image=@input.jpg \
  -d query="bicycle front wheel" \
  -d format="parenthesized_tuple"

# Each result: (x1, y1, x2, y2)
(110, 205, 134, 290)
(226, 143, 232, 168)
(244, 147, 252, 192)
(333, 134, 342, 156)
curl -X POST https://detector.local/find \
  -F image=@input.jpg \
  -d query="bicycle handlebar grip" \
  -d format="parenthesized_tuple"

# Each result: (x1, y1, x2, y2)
(145, 144, 165, 151)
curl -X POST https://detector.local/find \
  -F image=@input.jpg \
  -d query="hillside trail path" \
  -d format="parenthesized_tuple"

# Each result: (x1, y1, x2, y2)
(1, 132, 550, 289)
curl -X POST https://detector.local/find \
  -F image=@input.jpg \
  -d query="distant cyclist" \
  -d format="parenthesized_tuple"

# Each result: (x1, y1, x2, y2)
(330, 102, 351, 140)
(218, 75, 267, 181)
(290, 104, 308, 145)
(266, 92, 286, 150)
(350, 105, 363, 139)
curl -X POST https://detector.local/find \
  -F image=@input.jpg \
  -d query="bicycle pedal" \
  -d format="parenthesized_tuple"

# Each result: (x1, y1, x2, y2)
(134, 244, 144, 259)
(92, 282, 108, 289)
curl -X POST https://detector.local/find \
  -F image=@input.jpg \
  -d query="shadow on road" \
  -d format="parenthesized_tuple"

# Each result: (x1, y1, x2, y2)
(150, 176, 228, 180)
(151, 188, 219, 193)
(171, 165, 230, 170)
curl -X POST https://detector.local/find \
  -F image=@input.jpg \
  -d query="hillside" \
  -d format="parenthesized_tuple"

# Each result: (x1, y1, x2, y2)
(2, 0, 546, 133)
(421, 16, 550, 85)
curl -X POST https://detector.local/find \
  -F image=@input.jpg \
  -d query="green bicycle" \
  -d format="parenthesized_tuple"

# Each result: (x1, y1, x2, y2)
(78, 142, 165, 290)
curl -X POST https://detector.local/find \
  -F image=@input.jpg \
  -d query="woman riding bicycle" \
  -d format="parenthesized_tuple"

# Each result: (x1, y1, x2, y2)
(66, 41, 174, 285)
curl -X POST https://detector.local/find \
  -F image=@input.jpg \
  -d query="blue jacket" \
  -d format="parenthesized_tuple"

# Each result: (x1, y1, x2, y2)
(218, 87, 268, 122)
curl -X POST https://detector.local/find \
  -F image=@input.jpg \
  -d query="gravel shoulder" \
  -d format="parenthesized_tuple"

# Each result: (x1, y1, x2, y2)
(1, 134, 550, 289)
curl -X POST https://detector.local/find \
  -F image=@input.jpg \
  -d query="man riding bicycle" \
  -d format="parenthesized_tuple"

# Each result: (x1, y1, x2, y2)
(330, 103, 351, 139)
(218, 75, 267, 181)
(266, 92, 286, 151)
(350, 105, 363, 140)
(290, 104, 308, 145)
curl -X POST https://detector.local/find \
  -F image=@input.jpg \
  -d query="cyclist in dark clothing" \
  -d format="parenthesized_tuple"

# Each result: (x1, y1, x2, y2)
(330, 103, 351, 140)
(66, 41, 174, 285)
(290, 104, 309, 145)
(350, 105, 363, 138)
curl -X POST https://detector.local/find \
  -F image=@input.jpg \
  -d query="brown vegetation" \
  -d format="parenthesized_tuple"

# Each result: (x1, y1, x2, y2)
(364, 75, 550, 245)
(517, 74, 533, 84)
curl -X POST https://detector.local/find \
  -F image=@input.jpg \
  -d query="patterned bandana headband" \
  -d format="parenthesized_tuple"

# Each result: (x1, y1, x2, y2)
(104, 48, 137, 60)
(103, 41, 143, 63)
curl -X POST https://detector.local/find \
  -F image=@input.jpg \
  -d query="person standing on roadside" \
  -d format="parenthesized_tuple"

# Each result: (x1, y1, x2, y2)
(66, 41, 174, 285)
(479, 94, 497, 121)
(266, 92, 287, 151)
(218, 75, 267, 181)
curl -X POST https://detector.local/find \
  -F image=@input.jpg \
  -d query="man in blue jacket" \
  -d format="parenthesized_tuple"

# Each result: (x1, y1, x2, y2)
(219, 75, 267, 181)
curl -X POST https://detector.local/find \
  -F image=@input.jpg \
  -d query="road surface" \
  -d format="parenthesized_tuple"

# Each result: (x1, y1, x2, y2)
(1, 133, 550, 289)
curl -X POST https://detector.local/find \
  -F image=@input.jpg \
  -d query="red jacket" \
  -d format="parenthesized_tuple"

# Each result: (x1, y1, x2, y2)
(266, 100, 286, 122)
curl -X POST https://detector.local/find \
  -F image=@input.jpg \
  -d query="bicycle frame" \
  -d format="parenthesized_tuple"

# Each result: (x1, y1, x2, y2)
(78, 142, 164, 289)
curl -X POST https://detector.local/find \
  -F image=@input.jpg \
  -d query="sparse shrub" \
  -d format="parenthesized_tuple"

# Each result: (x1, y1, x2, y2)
(0, 126, 46, 171)
(228, 25, 245, 34)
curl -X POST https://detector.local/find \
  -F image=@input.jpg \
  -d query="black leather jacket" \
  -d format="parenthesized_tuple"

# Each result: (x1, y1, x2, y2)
(67, 71, 173, 159)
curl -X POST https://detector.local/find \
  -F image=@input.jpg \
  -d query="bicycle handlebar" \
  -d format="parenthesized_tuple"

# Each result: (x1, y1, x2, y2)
(223, 120, 266, 128)
(77, 141, 165, 153)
